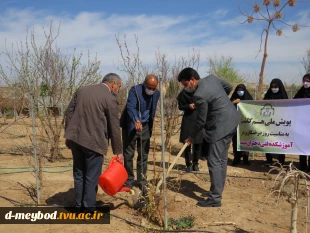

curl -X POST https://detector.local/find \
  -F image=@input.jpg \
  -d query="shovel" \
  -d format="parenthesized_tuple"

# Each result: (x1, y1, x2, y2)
(155, 143, 189, 194)
(131, 143, 189, 209)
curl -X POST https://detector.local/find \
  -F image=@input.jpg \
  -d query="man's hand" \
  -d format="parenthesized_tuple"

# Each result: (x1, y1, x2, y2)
(233, 99, 240, 104)
(189, 103, 196, 110)
(185, 137, 193, 145)
(134, 120, 142, 132)
(116, 154, 124, 163)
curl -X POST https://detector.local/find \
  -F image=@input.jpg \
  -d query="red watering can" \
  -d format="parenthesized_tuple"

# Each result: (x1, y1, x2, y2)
(98, 156, 134, 196)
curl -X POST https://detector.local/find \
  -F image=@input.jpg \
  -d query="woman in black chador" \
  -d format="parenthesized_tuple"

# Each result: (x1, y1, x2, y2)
(263, 78, 288, 166)
(294, 73, 310, 171)
(230, 84, 253, 165)
(177, 89, 203, 172)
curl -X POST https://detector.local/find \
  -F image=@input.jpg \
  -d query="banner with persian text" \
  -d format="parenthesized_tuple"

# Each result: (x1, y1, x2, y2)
(237, 99, 310, 155)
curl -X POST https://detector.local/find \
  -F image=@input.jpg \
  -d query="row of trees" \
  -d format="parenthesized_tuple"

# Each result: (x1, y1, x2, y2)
(0, 23, 103, 202)
(1, 0, 310, 160)
(0, 2, 308, 226)
(0, 23, 102, 162)
(1, 24, 309, 159)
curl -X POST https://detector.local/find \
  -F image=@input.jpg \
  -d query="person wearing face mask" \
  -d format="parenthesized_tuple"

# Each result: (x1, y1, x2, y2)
(293, 73, 310, 171)
(178, 67, 240, 207)
(120, 74, 160, 192)
(263, 78, 288, 167)
(177, 88, 203, 172)
(64, 73, 124, 213)
(230, 84, 253, 166)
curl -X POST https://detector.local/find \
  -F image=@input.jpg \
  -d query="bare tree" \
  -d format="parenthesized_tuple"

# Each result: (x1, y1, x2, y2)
(238, 0, 304, 99)
(0, 86, 28, 123)
(302, 47, 310, 73)
(0, 22, 101, 203)
(268, 163, 310, 233)
(155, 48, 201, 147)
(0, 22, 101, 162)
(115, 34, 149, 85)
(115, 33, 153, 120)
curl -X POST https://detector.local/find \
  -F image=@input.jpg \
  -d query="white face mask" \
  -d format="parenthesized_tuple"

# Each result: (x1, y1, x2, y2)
(145, 88, 155, 95)
(237, 91, 244, 97)
(304, 81, 310, 89)
(271, 88, 279, 93)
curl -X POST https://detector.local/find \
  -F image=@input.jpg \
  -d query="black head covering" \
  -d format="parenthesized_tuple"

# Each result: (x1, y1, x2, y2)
(230, 84, 253, 102)
(263, 78, 288, 100)
(293, 73, 310, 99)
(177, 88, 195, 102)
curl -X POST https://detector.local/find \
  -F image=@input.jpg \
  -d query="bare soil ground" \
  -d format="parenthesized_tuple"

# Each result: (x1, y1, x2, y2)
(0, 118, 309, 233)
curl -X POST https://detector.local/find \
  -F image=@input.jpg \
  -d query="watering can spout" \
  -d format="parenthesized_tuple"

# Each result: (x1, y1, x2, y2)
(120, 187, 135, 195)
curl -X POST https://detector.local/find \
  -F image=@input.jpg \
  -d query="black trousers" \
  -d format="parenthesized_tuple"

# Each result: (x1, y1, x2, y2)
(266, 153, 285, 164)
(201, 139, 208, 159)
(123, 124, 150, 187)
(232, 133, 249, 163)
(299, 155, 310, 171)
(70, 141, 103, 212)
(184, 143, 201, 167)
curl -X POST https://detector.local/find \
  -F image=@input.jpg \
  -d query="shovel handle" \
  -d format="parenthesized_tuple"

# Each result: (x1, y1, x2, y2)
(156, 143, 189, 193)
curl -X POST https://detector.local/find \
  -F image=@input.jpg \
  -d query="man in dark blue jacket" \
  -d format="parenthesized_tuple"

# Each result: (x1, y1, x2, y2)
(120, 74, 160, 191)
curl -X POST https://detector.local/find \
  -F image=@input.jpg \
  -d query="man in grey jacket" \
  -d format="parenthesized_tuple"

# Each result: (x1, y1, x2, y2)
(178, 67, 240, 207)
(64, 73, 124, 213)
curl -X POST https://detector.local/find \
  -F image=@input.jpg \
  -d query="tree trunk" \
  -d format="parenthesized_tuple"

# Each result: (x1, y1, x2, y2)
(49, 134, 60, 162)
(165, 118, 173, 148)
(38, 155, 43, 204)
(14, 108, 18, 120)
(3, 112, 6, 123)
(257, 22, 272, 100)
(165, 129, 171, 148)
(290, 200, 298, 233)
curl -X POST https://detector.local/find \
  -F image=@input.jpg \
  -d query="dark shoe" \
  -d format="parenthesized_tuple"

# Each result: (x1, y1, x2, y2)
(197, 199, 221, 207)
(192, 164, 199, 171)
(186, 166, 193, 173)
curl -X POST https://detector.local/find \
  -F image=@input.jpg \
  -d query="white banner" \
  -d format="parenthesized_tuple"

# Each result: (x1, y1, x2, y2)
(237, 99, 310, 155)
